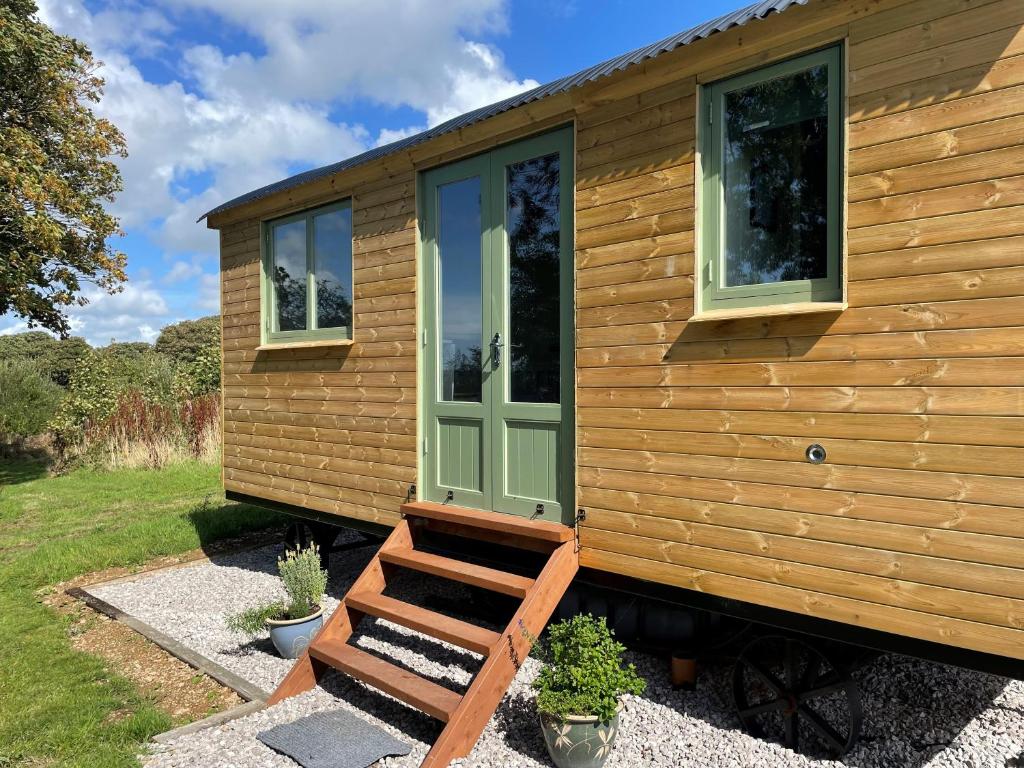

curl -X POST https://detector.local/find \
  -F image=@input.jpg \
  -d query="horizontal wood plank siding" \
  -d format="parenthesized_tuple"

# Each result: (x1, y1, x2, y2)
(573, 0, 1024, 660)
(215, 0, 1024, 660)
(218, 168, 419, 528)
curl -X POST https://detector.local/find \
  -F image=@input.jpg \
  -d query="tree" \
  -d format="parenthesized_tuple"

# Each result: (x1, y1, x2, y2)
(0, 358, 63, 446)
(0, 0, 128, 337)
(0, 330, 90, 385)
(98, 340, 153, 360)
(153, 315, 220, 359)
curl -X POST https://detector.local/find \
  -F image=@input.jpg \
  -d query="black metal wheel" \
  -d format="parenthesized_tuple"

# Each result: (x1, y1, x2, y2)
(732, 634, 862, 757)
(283, 520, 338, 570)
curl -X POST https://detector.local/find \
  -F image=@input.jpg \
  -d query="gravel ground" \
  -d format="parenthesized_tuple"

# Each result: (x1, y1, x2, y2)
(90, 540, 1024, 768)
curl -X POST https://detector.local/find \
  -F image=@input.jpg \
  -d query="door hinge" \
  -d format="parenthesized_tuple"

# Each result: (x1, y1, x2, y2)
(422, 437, 428, 455)
(708, 101, 713, 125)
(703, 260, 713, 286)
(421, 328, 427, 348)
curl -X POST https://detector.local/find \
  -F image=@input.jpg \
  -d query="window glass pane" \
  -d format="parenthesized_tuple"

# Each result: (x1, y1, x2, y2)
(437, 177, 482, 402)
(722, 63, 829, 287)
(313, 207, 353, 330)
(271, 219, 307, 331)
(507, 152, 560, 404)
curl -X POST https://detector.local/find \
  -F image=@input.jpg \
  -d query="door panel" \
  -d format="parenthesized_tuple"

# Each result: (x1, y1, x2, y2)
(421, 127, 573, 523)
(422, 156, 491, 511)
(436, 417, 483, 493)
(504, 420, 560, 502)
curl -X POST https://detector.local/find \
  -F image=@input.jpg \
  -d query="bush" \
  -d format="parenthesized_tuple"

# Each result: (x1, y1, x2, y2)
(49, 348, 216, 469)
(84, 390, 177, 469)
(154, 316, 220, 360)
(49, 349, 176, 451)
(173, 344, 220, 397)
(0, 360, 63, 445)
(532, 614, 646, 722)
(227, 545, 328, 634)
(0, 332, 90, 386)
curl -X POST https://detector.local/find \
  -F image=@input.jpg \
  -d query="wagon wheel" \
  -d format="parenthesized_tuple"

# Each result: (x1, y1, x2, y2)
(284, 521, 338, 570)
(732, 635, 862, 757)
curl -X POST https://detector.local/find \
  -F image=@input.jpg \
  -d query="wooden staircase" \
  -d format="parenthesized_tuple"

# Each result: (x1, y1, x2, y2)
(268, 501, 579, 768)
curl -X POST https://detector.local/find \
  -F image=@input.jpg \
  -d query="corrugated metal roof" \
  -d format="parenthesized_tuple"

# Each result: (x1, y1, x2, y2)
(200, 0, 810, 222)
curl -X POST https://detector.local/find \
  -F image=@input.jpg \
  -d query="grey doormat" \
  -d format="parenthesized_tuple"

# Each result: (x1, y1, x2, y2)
(258, 709, 412, 768)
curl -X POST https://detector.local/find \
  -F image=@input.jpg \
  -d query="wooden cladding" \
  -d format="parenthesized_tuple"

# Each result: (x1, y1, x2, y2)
(572, 0, 1024, 661)
(219, 170, 418, 529)
(217, 0, 1024, 661)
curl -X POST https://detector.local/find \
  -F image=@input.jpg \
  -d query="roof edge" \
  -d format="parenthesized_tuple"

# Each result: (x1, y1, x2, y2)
(199, 0, 810, 224)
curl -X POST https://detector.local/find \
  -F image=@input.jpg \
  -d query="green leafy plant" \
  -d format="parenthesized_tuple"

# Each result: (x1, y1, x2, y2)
(226, 545, 328, 636)
(225, 602, 289, 636)
(532, 614, 646, 722)
(1, 0, 128, 337)
(48, 348, 212, 470)
(0, 332, 90, 386)
(0, 359, 63, 446)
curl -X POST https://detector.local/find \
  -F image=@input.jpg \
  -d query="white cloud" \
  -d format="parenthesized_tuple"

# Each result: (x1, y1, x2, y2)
(171, 0, 535, 126)
(68, 282, 172, 346)
(37, 0, 535, 248)
(197, 272, 221, 312)
(376, 125, 426, 148)
(30, 0, 537, 338)
(162, 259, 203, 284)
(0, 320, 32, 337)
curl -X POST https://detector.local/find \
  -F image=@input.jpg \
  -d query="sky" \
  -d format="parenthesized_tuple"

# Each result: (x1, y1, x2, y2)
(2, 0, 743, 347)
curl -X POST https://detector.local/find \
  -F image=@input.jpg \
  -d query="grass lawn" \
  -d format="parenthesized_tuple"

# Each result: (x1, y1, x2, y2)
(0, 458, 283, 767)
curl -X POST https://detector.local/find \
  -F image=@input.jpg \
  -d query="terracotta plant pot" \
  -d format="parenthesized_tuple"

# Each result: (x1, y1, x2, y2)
(539, 702, 623, 768)
(266, 606, 324, 659)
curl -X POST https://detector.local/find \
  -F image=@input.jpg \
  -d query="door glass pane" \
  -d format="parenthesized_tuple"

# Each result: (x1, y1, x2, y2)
(313, 207, 353, 330)
(438, 176, 482, 402)
(722, 63, 829, 287)
(506, 152, 560, 403)
(271, 219, 307, 331)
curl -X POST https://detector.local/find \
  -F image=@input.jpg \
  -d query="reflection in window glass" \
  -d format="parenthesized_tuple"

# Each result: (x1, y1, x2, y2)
(313, 208, 353, 330)
(272, 219, 307, 331)
(507, 153, 560, 404)
(722, 63, 829, 287)
(438, 177, 482, 402)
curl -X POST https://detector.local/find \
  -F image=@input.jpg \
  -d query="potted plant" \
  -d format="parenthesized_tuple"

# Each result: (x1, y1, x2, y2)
(532, 614, 646, 768)
(226, 544, 329, 659)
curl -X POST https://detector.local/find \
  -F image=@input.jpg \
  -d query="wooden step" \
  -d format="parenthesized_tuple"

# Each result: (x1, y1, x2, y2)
(402, 501, 574, 544)
(309, 640, 462, 722)
(346, 591, 500, 656)
(380, 548, 535, 598)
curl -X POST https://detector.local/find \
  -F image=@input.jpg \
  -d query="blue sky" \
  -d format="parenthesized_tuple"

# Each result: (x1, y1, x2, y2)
(3, 0, 743, 346)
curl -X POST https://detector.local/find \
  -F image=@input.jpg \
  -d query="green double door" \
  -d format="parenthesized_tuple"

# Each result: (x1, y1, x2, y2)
(420, 127, 573, 524)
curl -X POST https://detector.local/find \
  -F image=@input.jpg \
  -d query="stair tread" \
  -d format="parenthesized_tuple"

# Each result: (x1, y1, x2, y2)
(402, 501, 574, 543)
(309, 640, 462, 722)
(380, 548, 535, 598)
(347, 591, 500, 656)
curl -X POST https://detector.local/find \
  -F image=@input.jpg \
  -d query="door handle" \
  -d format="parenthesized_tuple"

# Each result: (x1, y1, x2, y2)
(490, 332, 504, 369)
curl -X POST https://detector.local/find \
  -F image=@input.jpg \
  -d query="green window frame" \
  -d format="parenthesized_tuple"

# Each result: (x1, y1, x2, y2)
(699, 45, 844, 313)
(261, 199, 354, 345)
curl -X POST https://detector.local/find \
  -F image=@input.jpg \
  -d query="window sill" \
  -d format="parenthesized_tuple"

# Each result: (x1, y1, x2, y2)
(255, 338, 355, 351)
(689, 301, 846, 322)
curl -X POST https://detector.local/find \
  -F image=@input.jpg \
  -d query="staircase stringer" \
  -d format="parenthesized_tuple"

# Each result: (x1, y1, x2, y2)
(419, 538, 579, 768)
(267, 519, 413, 705)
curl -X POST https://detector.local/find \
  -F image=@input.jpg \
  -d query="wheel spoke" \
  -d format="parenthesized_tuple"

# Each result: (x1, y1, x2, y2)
(786, 639, 798, 689)
(746, 659, 787, 698)
(738, 698, 788, 718)
(799, 652, 820, 690)
(798, 677, 849, 703)
(784, 710, 799, 750)
(799, 703, 848, 754)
